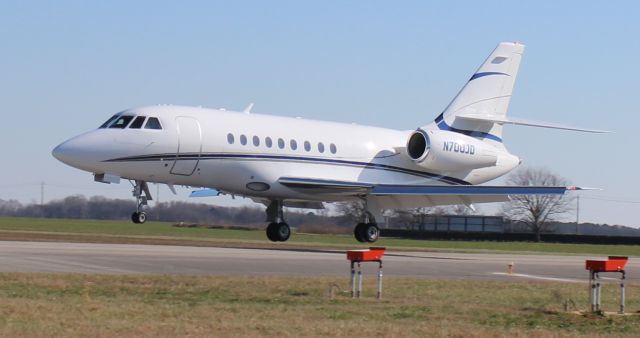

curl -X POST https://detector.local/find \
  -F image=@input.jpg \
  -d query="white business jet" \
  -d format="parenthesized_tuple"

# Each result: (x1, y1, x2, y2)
(52, 42, 604, 243)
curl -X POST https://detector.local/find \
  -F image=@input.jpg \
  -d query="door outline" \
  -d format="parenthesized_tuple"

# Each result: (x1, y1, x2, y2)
(170, 117, 202, 176)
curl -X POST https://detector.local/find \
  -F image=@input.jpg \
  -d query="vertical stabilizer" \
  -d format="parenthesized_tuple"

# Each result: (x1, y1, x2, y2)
(427, 42, 525, 144)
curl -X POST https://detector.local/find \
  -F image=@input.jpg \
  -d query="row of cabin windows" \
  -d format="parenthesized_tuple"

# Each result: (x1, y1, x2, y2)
(227, 133, 337, 154)
(99, 115, 163, 130)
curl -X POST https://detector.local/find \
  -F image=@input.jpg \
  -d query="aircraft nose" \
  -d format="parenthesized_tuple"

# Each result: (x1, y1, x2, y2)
(52, 140, 76, 165)
(52, 134, 96, 169)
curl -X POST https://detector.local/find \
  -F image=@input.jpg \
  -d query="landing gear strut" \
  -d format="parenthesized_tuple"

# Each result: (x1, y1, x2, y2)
(265, 200, 290, 242)
(131, 180, 152, 224)
(354, 210, 379, 243)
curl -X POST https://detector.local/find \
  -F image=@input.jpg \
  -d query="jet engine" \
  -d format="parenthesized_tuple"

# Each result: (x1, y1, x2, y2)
(406, 129, 498, 172)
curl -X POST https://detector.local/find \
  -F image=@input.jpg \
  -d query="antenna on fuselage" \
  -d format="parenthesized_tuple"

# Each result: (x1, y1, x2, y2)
(243, 103, 254, 114)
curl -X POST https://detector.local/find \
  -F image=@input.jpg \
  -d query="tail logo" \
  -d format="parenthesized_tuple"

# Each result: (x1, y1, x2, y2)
(469, 72, 509, 81)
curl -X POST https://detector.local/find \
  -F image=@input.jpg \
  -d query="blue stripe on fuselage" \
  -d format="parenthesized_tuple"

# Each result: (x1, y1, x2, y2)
(104, 152, 472, 185)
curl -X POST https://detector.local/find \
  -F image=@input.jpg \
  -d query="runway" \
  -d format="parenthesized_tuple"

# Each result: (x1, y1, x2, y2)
(0, 241, 638, 282)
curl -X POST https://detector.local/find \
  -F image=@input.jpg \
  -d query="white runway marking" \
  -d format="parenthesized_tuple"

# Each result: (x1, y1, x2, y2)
(491, 272, 583, 283)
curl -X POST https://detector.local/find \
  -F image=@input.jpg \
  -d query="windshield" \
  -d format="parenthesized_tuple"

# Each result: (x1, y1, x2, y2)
(108, 115, 135, 129)
(128, 116, 146, 129)
(99, 113, 162, 130)
(99, 114, 120, 128)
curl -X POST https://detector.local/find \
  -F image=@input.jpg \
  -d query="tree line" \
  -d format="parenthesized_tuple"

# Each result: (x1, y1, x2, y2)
(2, 167, 637, 239)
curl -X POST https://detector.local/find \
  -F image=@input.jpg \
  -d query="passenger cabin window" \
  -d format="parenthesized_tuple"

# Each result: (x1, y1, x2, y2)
(99, 114, 120, 128)
(290, 140, 297, 150)
(144, 117, 162, 130)
(240, 134, 247, 145)
(318, 142, 325, 153)
(277, 138, 285, 149)
(253, 136, 260, 146)
(304, 141, 311, 152)
(227, 133, 235, 144)
(265, 137, 273, 148)
(109, 115, 134, 129)
(129, 116, 146, 129)
(330, 143, 337, 154)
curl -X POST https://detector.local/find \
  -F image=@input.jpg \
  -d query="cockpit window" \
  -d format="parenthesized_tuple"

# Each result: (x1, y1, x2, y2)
(129, 116, 146, 129)
(108, 115, 135, 129)
(99, 114, 120, 128)
(144, 117, 162, 130)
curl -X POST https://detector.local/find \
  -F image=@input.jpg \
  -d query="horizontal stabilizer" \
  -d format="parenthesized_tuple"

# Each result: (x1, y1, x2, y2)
(457, 114, 609, 133)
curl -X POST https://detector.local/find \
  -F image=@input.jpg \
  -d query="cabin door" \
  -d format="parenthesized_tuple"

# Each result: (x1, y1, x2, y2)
(170, 117, 202, 176)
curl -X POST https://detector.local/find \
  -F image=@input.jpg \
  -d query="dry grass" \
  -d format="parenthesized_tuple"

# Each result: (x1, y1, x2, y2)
(0, 273, 638, 337)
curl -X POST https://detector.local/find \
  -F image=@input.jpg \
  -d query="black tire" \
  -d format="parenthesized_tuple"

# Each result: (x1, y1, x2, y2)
(131, 212, 140, 224)
(266, 222, 278, 242)
(266, 222, 290, 242)
(137, 212, 147, 224)
(275, 222, 290, 242)
(363, 223, 379, 243)
(354, 223, 366, 243)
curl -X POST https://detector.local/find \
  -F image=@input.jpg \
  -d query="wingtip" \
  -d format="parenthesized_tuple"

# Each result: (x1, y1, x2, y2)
(568, 186, 602, 191)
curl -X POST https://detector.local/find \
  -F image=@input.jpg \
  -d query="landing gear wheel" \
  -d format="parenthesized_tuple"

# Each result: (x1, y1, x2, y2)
(362, 223, 379, 243)
(354, 223, 367, 243)
(266, 222, 278, 241)
(131, 211, 147, 224)
(266, 222, 290, 242)
(354, 223, 379, 243)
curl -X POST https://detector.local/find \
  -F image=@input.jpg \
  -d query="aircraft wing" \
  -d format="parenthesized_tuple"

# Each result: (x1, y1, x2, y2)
(278, 177, 373, 195)
(278, 176, 581, 208)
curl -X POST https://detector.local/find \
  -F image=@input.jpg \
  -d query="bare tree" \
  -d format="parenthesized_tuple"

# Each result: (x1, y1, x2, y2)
(502, 167, 574, 241)
(444, 204, 476, 216)
(335, 201, 365, 224)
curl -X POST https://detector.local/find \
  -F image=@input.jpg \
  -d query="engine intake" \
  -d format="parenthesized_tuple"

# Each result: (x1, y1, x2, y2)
(407, 129, 430, 162)
(406, 129, 497, 172)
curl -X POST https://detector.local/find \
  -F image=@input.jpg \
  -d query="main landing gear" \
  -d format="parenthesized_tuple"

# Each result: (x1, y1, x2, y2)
(354, 211, 379, 243)
(265, 200, 290, 242)
(131, 180, 152, 224)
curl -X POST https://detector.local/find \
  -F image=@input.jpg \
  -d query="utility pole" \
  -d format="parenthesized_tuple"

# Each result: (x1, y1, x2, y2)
(575, 194, 580, 235)
(40, 182, 45, 206)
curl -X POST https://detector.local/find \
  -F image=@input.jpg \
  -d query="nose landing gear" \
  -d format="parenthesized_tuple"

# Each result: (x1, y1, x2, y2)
(131, 180, 152, 224)
(132, 211, 147, 224)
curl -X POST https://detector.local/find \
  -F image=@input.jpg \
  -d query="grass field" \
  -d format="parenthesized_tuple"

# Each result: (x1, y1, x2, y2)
(0, 273, 638, 337)
(0, 216, 639, 256)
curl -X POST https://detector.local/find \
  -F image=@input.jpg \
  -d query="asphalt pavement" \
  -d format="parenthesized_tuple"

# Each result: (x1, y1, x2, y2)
(0, 241, 637, 283)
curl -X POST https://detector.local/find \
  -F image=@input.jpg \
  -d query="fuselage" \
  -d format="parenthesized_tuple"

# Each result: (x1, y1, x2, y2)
(52, 105, 520, 202)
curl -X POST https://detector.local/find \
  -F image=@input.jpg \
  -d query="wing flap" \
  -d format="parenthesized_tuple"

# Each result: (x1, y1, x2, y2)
(279, 176, 580, 198)
(278, 177, 373, 195)
(369, 194, 511, 209)
(371, 185, 571, 196)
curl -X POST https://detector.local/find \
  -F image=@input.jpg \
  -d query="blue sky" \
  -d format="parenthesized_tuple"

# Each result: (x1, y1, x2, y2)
(1, 1, 638, 226)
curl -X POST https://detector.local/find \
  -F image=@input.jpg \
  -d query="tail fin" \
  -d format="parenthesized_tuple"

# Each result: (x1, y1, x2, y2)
(427, 42, 525, 144)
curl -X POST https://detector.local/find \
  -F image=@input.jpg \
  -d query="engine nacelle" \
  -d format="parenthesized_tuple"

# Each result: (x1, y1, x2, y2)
(406, 129, 498, 172)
